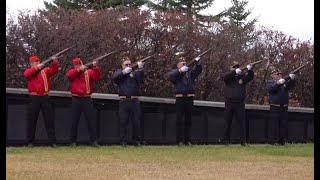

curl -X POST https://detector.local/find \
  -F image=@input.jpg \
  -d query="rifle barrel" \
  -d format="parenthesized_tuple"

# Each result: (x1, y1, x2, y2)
(290, 64, 307, 74)
(198, 48, 213, 57)
(284, 64, 307, 81)
(139, 55, 155, 62)
(84, 50, 118, 67)
(131, 54, 155, 69)
(42, 45, 75, 65)
(186, 48, 213, 67)
(240, 59, 267, 71)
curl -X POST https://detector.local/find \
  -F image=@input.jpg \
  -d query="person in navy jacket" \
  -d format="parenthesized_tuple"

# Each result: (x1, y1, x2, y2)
(222, 61, 254, 146)
(267, 68, 296, 145)
(167, 56, 202, 146)
(112, 56, 144, 147)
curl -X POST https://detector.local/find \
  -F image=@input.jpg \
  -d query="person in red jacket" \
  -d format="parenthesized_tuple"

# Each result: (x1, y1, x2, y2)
(66, 58, 101, 147)
(23, 55, 59, 147)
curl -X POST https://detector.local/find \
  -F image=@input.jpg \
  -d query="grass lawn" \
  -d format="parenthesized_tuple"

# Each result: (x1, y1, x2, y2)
(6, 143, 314, 180)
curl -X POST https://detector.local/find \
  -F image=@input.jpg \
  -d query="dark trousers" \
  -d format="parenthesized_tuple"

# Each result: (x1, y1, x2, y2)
(26, 96, 56, 144)
(224, 100, 246, 142)
(70, 97, 97, 142)
(269, 105, 288, 143)
(176, 97, 194, 143)
(118, 99, 141, 143)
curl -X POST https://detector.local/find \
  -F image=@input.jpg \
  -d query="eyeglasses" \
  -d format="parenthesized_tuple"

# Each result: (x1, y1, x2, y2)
(124, 63, 131, 66)
(275, 73, 282, 75)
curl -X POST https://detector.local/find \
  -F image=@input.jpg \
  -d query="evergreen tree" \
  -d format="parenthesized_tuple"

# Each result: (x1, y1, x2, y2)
(44, 0, 148, 11)
(223, 0, 257, 27)
(220, 0, 258, 72)
(148, 0, 222, 57)
(44, 0, 87, 11)
(148, 0, 216, 20)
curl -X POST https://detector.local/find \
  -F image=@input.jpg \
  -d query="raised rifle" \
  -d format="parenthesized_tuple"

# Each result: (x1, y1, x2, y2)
(284, 64, 307, 81)
(240, 59, 267, 71)
(84, 50, 118, 68)
(186, 47, 214, 68)
(41, 45, 75, 66)
(130, 54, 155, 71)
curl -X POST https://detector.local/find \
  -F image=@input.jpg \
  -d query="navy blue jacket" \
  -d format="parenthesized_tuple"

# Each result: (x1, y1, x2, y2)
(267, 79, 295, 105)
(223, 70, 254, 102)
(167, 64, 202, 95)
(112, 69, 144, 96)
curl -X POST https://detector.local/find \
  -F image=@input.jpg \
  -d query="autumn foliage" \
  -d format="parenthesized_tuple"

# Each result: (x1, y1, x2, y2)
(6, 9, 314, 107)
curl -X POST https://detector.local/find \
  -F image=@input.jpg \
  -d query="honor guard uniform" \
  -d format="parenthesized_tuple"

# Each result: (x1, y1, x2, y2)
(267, 68, 296, 145)
(66, 58, 101, 147)
(112, 57, 145, 147)
(222, 61, 254, 146)
(167, 56, 202, 146)
(24, 55, 59, 147)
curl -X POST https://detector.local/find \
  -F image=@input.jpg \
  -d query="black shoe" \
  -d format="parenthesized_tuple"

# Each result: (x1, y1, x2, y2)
(135, 142, 142, 147)
(279, 139, 288, 146)
(27, 143, 33, 148)
(141, 140, 147, 145)
(178, 141, 184, 146)
(91, 141, 99, 147)
(241, 140, 248, 146)
(51, 143, 57, 148)
(185, 141, 192, 146)
(241, 142, 248, 146)
(71, 142, 77, 147)
(120, 141, 127, 147)
(221, 138, 230, 145)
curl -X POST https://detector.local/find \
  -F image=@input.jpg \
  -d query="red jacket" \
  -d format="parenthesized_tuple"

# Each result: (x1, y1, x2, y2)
(66, 67, 101, 97)
(23, 61, 59, 96)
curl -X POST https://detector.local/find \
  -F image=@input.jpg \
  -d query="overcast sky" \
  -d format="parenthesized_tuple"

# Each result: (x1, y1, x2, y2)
(6, 0, 314, 42)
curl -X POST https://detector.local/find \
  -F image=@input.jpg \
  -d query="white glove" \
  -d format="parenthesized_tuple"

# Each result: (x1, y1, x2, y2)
(92, 61, 97, 67)
(235, 68, 242, 75)
(137, 61, 144, 69)
(122, 67, 132, 74)
(50, 56, 57, 60)
(246, 64, 252, 70)
(289, 73, 295, 80)
(278, 78, 286, 84)
(179, 66, 189, 72)
(37, 63, 44, 69)
(195, 56, 200, 61)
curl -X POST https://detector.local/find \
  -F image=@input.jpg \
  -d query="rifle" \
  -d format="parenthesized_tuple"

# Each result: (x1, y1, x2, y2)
(130, 54, 155, 70)
(240, 59, 268, 71)
(84, 50, 118, 67)
(284, 64, 307, 81)
(41, 45, 75, 66)
(186, 47, 214, 67)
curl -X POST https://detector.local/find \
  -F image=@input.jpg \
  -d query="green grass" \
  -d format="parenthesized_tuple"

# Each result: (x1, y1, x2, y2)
(6, 143, 314, 159)
(6, 144, 314, 180)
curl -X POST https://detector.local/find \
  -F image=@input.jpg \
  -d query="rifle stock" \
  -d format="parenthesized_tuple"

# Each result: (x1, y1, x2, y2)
(41, 45, 75, 65)
(84, 50, 118, 67)
(284, 64, 307, 81)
